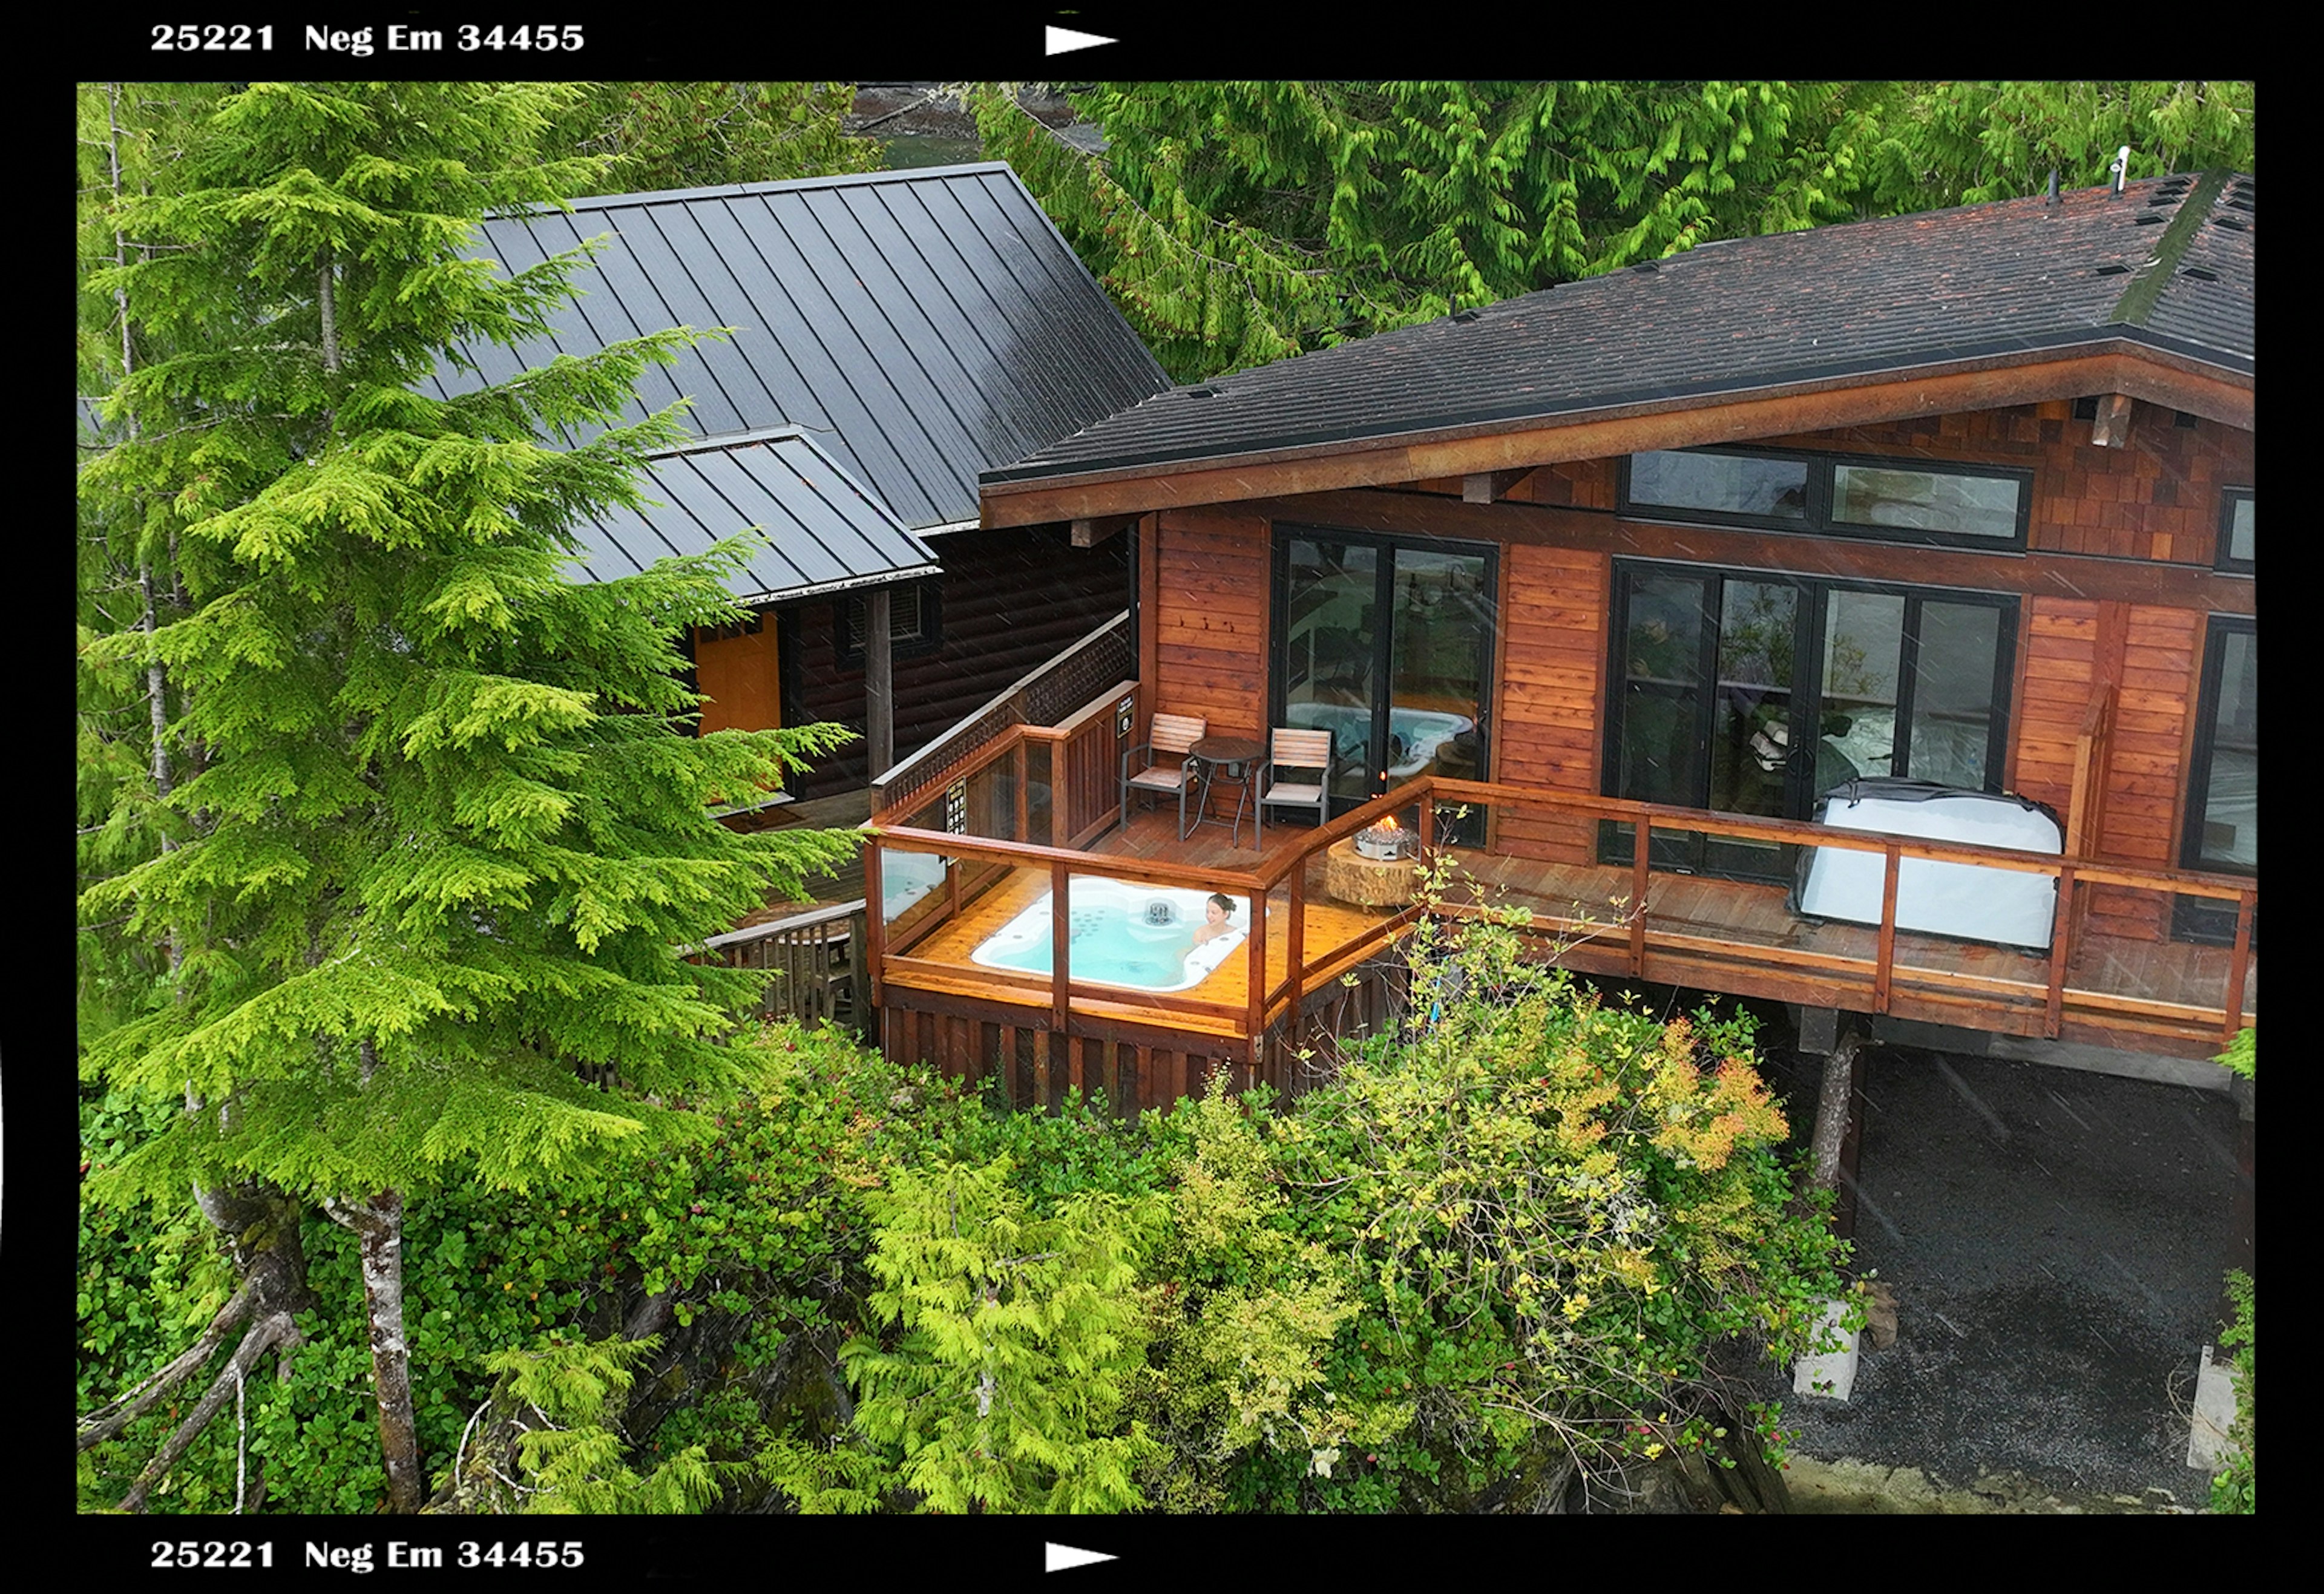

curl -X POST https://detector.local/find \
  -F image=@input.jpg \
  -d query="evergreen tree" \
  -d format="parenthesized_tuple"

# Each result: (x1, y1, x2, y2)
(975, 80, 2254, 384)
(77, 81, 855, 1512)
(538, 82, 881, 192)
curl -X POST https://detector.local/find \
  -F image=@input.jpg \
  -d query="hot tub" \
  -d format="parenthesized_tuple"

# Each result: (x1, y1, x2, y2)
(970, 879, 1250, 994)
(1286, 703, 1475, 779)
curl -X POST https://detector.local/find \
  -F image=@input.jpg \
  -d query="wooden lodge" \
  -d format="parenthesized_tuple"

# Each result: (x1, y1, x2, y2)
(864, 172, 2256, 1112)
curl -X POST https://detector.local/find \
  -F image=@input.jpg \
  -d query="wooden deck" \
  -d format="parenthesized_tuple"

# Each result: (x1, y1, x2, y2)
(874, 799, 2254, 1066)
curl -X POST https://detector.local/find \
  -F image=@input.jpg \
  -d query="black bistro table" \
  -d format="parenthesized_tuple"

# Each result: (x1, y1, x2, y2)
(1186, 735, 1266, 847)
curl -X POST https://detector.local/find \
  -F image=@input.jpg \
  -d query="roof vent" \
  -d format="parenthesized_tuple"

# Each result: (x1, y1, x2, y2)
(1183, 385, 1219, 399)
(2095, 263, 2132, 276)
(1632, 260, 1661, 274)
(2133, 213, 2164, 226)
(2110, 145, 2132, 195)
(2213, 215, 2249, 231)
(2181, 266, 2221, 281)
(1450, 307, 1481, 323)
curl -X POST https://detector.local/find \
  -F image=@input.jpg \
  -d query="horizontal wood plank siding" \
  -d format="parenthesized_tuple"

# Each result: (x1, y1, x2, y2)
(1494, 544, 1606, 864)
(1153, 509, 1269, 808)
(786, 526, 1129, 799)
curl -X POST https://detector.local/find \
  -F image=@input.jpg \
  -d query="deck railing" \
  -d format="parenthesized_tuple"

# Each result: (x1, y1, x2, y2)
(866, 691, 2256, 1061)
(703, 900, 865, 1030)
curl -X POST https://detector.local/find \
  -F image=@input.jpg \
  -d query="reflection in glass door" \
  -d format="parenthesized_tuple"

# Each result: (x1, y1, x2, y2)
(1607, 563, 2013, 880)
(1278, 532, 1494, 821)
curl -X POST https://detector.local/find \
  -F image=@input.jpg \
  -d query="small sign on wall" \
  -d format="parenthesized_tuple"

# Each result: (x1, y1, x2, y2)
(944, 777, 968, 835)
(1117, 694, 1136, 740)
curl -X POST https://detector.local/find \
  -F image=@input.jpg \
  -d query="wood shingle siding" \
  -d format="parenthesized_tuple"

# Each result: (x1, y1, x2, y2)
(1152, 507, 1270, 745)
(1492, 544, 1606, 865)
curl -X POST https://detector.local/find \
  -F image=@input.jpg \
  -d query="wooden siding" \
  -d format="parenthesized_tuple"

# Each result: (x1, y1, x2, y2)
(1152, 508, 1270, 815)
(1748, 401, 2254, 565)
(784, 527, 1128, 799)
(1493, 543, 1606, 865)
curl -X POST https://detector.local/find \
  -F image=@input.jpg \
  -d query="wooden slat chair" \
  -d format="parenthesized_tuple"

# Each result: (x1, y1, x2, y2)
(1254, 727, 1338, 849)
(1121, 712, 1207, 838)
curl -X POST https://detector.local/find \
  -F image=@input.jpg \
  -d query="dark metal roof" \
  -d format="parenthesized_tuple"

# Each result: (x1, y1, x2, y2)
(568, 428, 939, 606)
(985, 174, 2256, 488)
(434, 163, 1170, 530)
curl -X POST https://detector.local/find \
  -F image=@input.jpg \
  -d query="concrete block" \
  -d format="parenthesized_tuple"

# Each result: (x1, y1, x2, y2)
(1793, 1297, 1862, 1402)
(2186, 1342, 2242, 1471)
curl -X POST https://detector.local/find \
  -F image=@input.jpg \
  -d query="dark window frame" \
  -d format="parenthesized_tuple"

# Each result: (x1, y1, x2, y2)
(835, 580, 942, 668)
(1618, 445, 2034, 552)
(1600, 557, 2019, 879)
(2214, 487, 2254, 575)
(2173, 612, 2257, 945)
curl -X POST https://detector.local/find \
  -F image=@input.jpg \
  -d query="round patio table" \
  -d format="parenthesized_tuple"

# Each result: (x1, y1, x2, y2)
(1186, 736, 1266, 846)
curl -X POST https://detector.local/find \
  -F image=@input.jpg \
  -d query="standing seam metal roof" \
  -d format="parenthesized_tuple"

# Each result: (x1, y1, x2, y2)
(431, 163, 1170, 533)
(566, 428, 939, 606)
(983, 174, 2254, 488)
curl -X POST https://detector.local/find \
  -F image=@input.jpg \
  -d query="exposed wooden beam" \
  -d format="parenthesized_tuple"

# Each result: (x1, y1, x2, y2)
(981, 348, 2252, 527)
(1222, 488, 2259, 616)
(1071, 514, 1137, 548)
(2090, 392, 2135, 447)
(1462, 467, 1537, 504)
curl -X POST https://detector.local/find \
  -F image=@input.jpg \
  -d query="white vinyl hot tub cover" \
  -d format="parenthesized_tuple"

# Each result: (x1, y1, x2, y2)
(1794, 780, 2063, 951)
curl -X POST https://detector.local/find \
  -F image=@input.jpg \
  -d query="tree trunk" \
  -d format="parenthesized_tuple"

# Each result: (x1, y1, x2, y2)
(1807, 1026, 1864, 1195)
(80, 1182, 314, 1510)
(326, 1189, 424, 1514)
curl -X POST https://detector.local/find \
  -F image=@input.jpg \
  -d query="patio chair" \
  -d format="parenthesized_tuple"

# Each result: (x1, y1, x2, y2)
(1253, 726, 1339, 849)
(1121, 712, 1207, 838)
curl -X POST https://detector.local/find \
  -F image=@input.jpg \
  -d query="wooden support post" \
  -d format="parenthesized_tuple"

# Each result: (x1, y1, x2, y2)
(862, 842, 884, 1011)
(2090, 392, 2135, 448)
(1246, 888, 1266, 1042)
(1630, 817, 1651, 978)
(2045, 866, 2075, 1039)
(1051, 858, 1071, 1034)
(1014, 740, 1029, 843)
(865, 586, 894, 780)
(1808, 1025, 1866, 1198)
(1285, 864, 1306, 1045)
(2224, 890, 2254, 1042)
(1874, 843, 1900, 1014)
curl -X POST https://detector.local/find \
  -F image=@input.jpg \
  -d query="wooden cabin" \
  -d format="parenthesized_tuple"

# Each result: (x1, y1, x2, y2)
(435, 165, 1170, 801)
(867, 172, 2255, 1110)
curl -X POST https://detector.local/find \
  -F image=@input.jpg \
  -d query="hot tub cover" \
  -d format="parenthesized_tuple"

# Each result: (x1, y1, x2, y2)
(1793, 779, 2063, 951)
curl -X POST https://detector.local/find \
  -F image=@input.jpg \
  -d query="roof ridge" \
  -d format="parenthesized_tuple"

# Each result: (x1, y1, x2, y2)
(551, 162, 1014, 214)
(2106, 169, 2233, 329)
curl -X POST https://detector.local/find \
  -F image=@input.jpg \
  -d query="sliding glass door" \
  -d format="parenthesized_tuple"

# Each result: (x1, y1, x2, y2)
(1606, 562, 2014, 880)
(1277, 530, 1495, 821)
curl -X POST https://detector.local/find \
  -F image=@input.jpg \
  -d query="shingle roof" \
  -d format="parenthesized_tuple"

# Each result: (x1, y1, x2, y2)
(433, 163, 1170, 530)
(566, 428, 938, 606)
(985, 173, 2254, 489)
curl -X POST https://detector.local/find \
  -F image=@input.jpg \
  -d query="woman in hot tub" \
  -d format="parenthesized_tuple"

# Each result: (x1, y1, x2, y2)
(1184, 893, 1237, 965)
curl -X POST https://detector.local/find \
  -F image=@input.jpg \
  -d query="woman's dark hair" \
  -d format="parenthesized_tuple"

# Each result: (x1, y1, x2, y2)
(1209, 893, 1235, 915)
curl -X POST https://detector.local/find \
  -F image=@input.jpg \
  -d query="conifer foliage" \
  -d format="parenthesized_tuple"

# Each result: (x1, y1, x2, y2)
(77, 82, 855, 1510)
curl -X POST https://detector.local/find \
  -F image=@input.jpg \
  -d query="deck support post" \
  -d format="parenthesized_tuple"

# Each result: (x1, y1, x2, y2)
(1807, 1023, 1866, 1198)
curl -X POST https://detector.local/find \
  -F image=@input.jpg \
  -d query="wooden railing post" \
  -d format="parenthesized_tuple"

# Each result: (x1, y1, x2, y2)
(1874, 842, 1900, 1015)
(863, 843, 885, 1014)
(1246, 887, 1266, 1044)
(2045, 865, 2075, 1039)
(2224, 889, 2255, 1041)
(1286, 862, 1307, 1049)
(1630, 815, 1650, 978)
(1051, 858, 1071, 1035)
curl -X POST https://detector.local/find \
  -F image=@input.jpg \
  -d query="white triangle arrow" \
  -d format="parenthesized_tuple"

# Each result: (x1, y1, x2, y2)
(1045, 25, 1117, 55)
(1046, 1542, 1119, 1573)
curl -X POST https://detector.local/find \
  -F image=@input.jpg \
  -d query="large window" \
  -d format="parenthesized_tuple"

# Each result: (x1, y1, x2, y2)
(1604, 562, 2016, 880)
(2176, 615, 2256, 942)
(1623, 447, 2032, 549)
